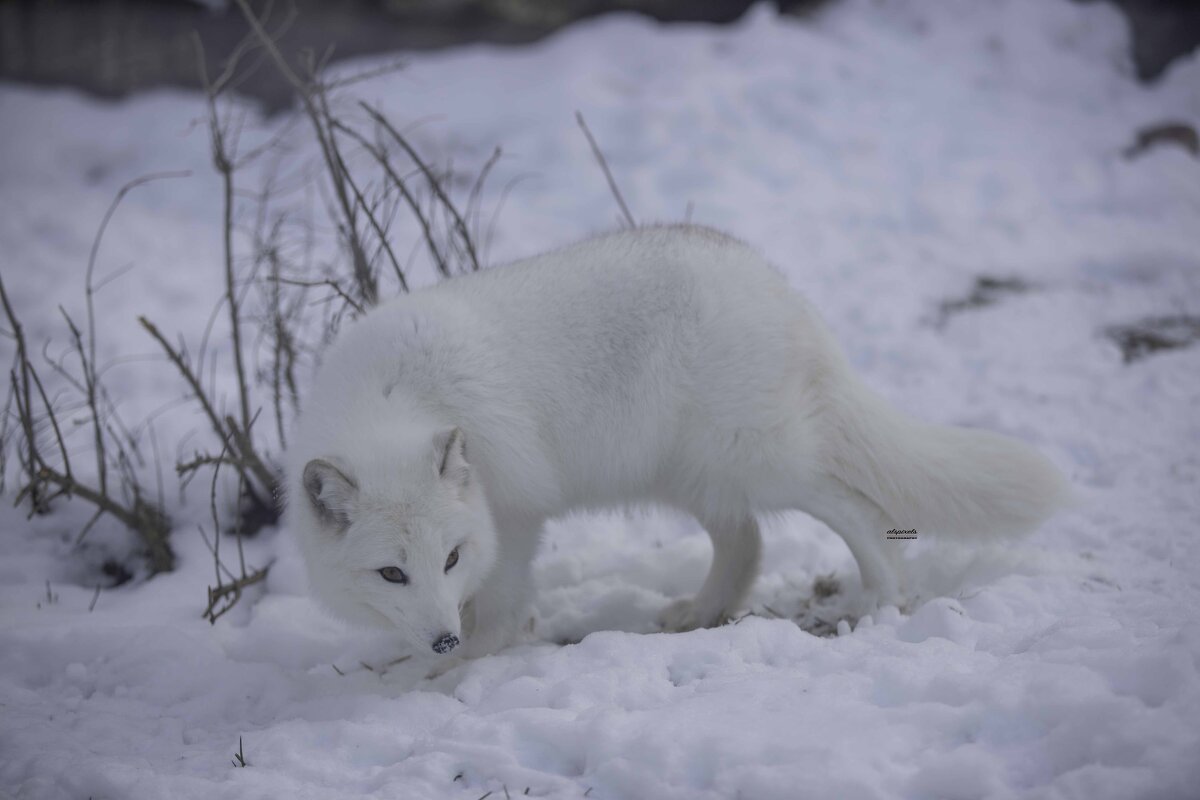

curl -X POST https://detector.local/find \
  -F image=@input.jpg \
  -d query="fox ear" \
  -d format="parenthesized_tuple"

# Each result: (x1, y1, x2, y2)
(433, 427, 469, 490)
(303, 458, 358, 530)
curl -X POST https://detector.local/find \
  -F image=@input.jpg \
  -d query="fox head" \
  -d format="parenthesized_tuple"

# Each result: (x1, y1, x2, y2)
(295, 427, 498, 657)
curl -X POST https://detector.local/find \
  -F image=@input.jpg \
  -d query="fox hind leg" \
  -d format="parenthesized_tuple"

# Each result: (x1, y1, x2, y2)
(659, 515, 762, 632)
(798, 475, 903, 612)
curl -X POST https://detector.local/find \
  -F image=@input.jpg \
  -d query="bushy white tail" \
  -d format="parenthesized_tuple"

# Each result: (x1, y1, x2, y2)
(824, 376, 1069, 541)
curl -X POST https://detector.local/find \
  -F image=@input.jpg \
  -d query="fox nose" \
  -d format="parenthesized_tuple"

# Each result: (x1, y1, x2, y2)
(431, 633, 459, 655)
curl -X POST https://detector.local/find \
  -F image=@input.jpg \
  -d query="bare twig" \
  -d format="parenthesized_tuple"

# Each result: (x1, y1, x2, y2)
(0, 274, 46, 512)
(205, 565, 271, 624)
(232, 736, 248, 768)
(330, 119, 451, 280)
(139, 316, 277, 516)
(75, 507, 104, 547)
(43, 463, 169, 568)
(575, 111, 636, 229)
(0, 382, 14, 495)
(231, 0, 377, 304)
(325, 120, 408, 291)
(483, 172, 533, 268)
(269, 275, 364, 315)
(176, 453, 245, 475)
(1, 275, 173, 572)
(360, 101, 481, 272)
(138, 318, 229, 455)
(84, 171, 192, 496)
(467, 146, 502, 250)
(224, 413, 275, 505)
(208, 443, 226, 591)
(196, 40, 254, 440)
(26, 355, 71, 485)
(199, 441, 272, 623)
(260, 238, 301, 449)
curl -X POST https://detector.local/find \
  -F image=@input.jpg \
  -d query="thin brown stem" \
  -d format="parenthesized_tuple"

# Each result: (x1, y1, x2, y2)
(138, 317, 229, 454)
(575, 111, 636, 229)
(231, 0, 377, 304)
(360, 101, 481, 272)
(0, 273, 45, 511)
(203, 564, 271, 624)
(326, 123, 409, 291)
(330, 119, 451, 279)
(85, 171, 192, 495)
(269, 276, 365, 315)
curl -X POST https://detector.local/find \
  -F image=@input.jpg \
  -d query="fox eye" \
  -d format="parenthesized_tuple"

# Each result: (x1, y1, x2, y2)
(444, 546, 460, 573)
(378, 566, 408, 585)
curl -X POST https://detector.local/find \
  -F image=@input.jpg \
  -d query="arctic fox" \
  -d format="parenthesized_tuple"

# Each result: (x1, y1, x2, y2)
(287, 225, 1067, 661)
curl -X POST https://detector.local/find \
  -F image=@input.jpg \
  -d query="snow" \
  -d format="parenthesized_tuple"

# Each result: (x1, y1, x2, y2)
(2, 0, 1200, 798)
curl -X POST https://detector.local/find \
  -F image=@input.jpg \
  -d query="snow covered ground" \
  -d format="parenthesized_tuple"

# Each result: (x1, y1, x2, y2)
(2, 0, 1200, 797)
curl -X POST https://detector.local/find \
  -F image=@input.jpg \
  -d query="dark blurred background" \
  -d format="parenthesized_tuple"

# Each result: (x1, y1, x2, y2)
(2, 0, 1198, 114)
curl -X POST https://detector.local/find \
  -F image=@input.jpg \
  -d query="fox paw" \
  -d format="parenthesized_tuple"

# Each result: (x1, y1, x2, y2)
(658, 598, 712, 632)
(424, 655, 466, 679)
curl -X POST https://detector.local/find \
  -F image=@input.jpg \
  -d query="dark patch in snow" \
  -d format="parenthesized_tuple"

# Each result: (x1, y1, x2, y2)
(1101, 0, 1200, 82)
(934, 276, 1033, 328)
(1104, 315, 1200, 363)
(744, 573, 846, 637)
(235, 483, 281, 537)
(1122, 121, 1199, 160)
(101, 558, 133, 588)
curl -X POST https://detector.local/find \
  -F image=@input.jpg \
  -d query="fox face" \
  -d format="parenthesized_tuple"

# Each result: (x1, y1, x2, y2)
(299, 428, 498, 657)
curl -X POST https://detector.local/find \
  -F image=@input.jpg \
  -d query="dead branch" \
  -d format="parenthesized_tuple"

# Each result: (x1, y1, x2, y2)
(256, 221, 302, 450)
(26, 362, 72, 485)
(360, 101, 481, 273)
(204, 565, 271, 624)
(84, 171, 192, 496)
(176, 453, 244, 475)
(196, 38, 255, 441)
(575, 111, 636, 229)
(231, 0, 378, 304)
(323, 117, 408, 291)
(1, 269, 47, 513)
(467, 145, 503, 248)
(138, 317, 229, 454)
(329, 118, 451, 279)
(268, 275, 364, 315)
(483, 172, 533, 268)
(138, 316, 277, 514)
(1, 273, 174, 572)
(224, 413, 276, 494)
(199, 440, 270, 623)
(0, 381, 14, 496)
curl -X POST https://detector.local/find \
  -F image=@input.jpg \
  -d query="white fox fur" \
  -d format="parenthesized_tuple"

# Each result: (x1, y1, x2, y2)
(287, 225, 1067, 661)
